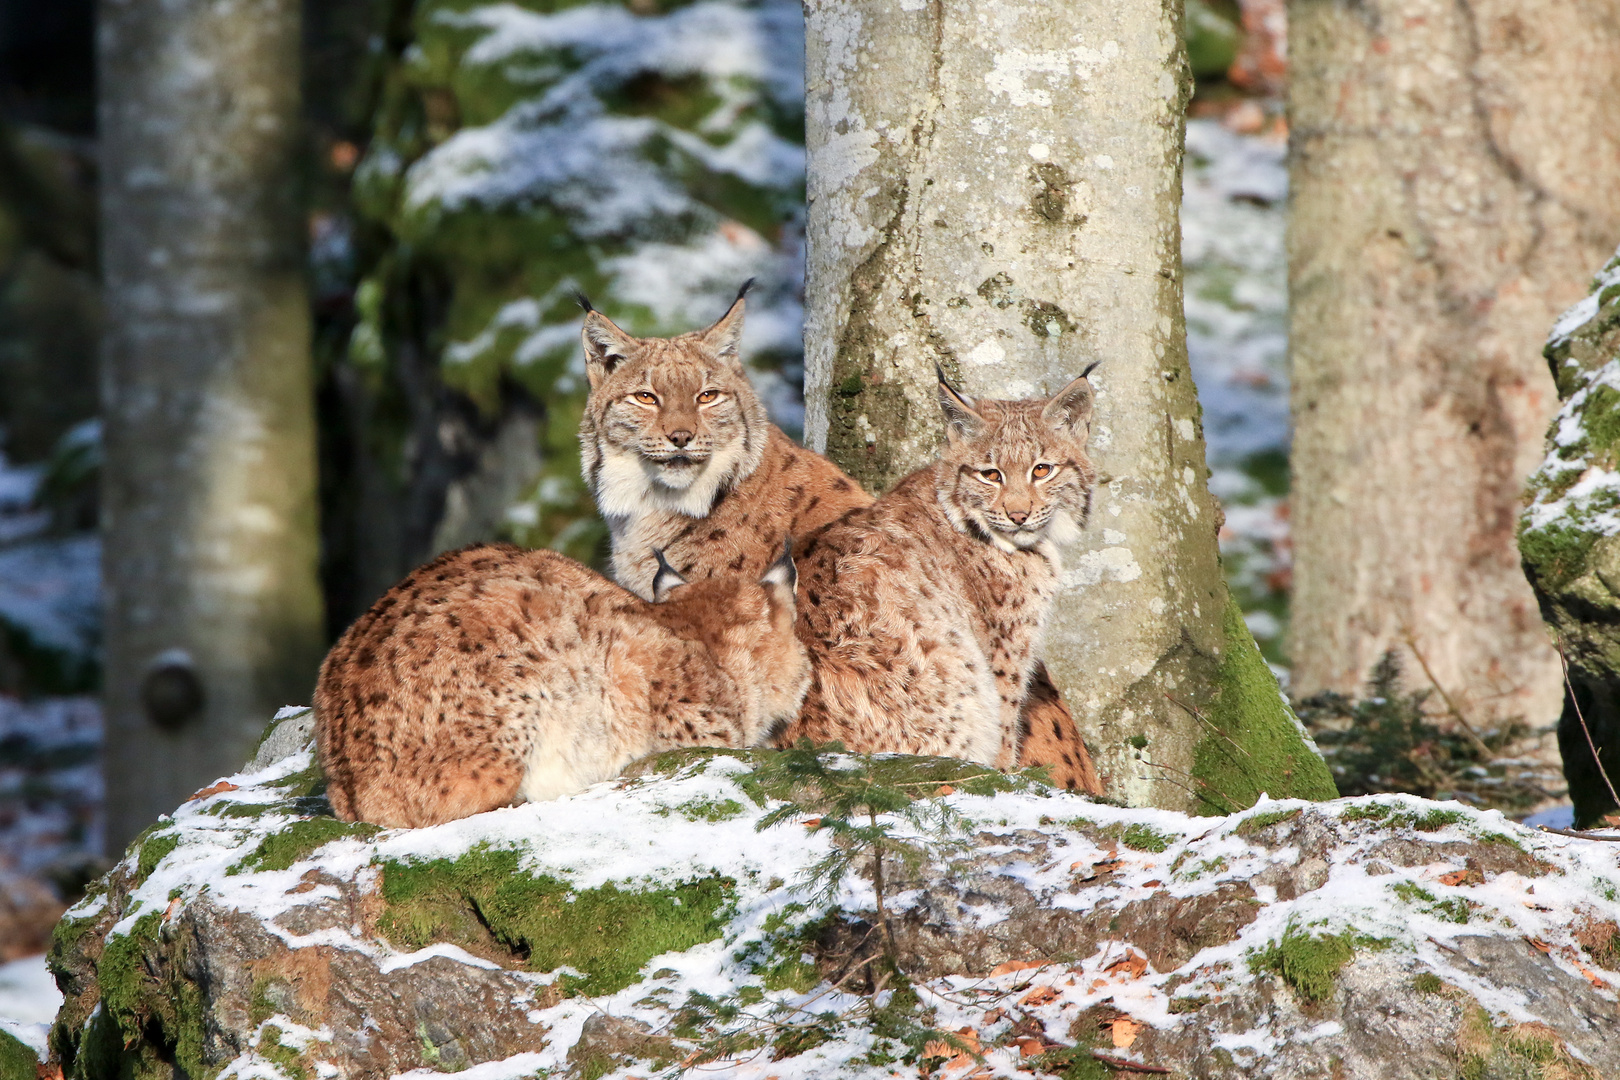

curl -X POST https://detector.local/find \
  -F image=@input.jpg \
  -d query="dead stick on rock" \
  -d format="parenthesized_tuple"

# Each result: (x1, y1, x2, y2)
(1554, 639, 1620, 812)
(1090, 1051, 1172, 1074)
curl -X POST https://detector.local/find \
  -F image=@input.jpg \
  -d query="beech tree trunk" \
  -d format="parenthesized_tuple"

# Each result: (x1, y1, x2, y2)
(803, 0, 1334, 811)
(99, 0, 324, 851)
(1288, 0, 1620, 734)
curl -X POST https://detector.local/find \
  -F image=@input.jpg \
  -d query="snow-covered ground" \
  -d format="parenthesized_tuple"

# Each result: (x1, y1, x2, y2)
(0, 955, 59, 1059)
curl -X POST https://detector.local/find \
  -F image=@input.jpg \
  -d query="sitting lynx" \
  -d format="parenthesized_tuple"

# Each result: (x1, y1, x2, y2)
(315, 541, 807, 827)
(578, 287, 1101, 791)
(779, 370, 1097, 768)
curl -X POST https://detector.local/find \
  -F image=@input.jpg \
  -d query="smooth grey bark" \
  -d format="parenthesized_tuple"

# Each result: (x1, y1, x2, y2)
(803, 0, 1332, 811)
(99, 0, 324, 851)
(1288, 0, 1620, 735)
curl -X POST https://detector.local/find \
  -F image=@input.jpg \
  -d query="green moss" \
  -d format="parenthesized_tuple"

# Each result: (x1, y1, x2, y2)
(1520, 519, 1602, 593)
(136, 831, 181, 883)
(230, 817, 380, 875)
(1236, 808, 1302, 835)
(377, 845, 732, 996)
(1119, 824, 1173, 853)
(0, 1029, 36, 1080)
(1342, 803, 1466, 832)
(669, 796, 746, 823)
(1167, 995, 1209, 1013)
(1412, 972, 1444, 994)
(1191, 593, 1338, 814)
(256, 1025, 309, 1080)
(1247, 923, 1357, 1005)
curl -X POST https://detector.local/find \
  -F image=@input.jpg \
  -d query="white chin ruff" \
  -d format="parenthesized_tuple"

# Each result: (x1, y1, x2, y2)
(595, 442, 740, 520)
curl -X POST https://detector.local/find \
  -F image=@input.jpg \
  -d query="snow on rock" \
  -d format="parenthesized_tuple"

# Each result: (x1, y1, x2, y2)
(1519, 243, 1620, 828)
(44, 714, 1620, 1080)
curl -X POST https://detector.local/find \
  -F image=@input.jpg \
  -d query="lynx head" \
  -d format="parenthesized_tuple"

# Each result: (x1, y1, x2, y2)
(934, 364, 1098, 556)
(649, 540, 810, 741)
(579, 282, 771, 520)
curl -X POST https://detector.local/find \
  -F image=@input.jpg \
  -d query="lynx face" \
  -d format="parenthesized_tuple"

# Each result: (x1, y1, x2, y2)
(580, 289, 769, 520)
(935, 370, 1097, 555)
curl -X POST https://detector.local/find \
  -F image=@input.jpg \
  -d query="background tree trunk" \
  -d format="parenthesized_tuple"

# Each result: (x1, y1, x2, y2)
(803, 0, 1334, 812)
(99, 0, 324, 851)
(1288, 0, 1620, 735)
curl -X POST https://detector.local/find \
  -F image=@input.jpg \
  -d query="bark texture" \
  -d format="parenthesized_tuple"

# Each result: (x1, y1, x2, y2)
(1288, 0, 1620, 731)
(99, 0, 324, 851)
(803, 0, 1333, 811)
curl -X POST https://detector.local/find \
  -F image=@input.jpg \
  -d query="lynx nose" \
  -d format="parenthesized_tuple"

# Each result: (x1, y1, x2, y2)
(1006, 508, 1030, 525)
(667, 430, 694, 448)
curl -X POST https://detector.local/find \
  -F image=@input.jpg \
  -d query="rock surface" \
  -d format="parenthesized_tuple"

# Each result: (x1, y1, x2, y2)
(1521, 244, 1620, 827)
(48, 718, 1620, 1079)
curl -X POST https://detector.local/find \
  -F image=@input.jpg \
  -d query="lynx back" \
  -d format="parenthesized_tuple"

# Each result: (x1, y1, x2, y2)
(315, 542, 807, 827)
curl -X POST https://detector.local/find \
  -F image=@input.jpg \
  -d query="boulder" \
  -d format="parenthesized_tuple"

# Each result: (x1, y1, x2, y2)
(1521, 243, 1620, 826)
(47, 718, 1620, 1079)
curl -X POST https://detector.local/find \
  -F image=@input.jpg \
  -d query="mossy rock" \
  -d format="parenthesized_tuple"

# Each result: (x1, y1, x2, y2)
(1521, 244, 1620, 826)
(42, 726, 1620, 1079)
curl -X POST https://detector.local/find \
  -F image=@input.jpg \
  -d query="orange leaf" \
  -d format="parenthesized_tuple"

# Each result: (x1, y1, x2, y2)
(1020, 985, 1060, 1007)
(1104, 950, 1149, 979)
(801, 817, 822, 829)
(982, 1008, 1006, 1025)
(1017, 1039, 1045, 1057)
(1141, 879, 1162, 888)
(1527, 937, 1553, 954)
(189, 780, 238, 801)
(1110, 1018, 1144, 1048)
(923, 1040, 954, 1061)
(990, 960, 1044, 977)
(935, 784, 956, 796)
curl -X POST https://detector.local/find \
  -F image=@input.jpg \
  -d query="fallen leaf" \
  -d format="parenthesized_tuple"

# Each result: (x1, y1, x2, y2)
(1090, 979, 1109, 991)
(1141, 879, 1162, 888)
(1438, 868, 1482, 887)
(1070, 861, 1085, 871)
(1572, 957, 1612, 990)
(1110, 1018, 1144, 1048)
(188, 780, 238, 801)
(1104, 950, 1149, 979)
(990, 960, 1044, 977)
(935, 784, 956, 796)
(163, 897, 181, 923)
(1017, 1039, 1045, 1057)
(1020, 986, 1060, 1007)
(801, 817, 822, 829)
(982, 1008, 1006, 1025)
(1527, 937, 1553, 954)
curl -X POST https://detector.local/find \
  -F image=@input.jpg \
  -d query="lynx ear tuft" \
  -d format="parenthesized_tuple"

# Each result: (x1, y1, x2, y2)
(650, 548, 689, 602)
(1041, 365, 1098, 436)
(936, 366, 985, 444)
(699, 282, 751, 363)
(582, 311, 639, 389)
(759, 537, 797, 593)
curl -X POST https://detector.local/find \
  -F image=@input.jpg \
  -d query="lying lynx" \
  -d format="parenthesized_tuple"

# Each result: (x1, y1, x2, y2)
(578, 289, 1101, 791)
(315, 541, 807, 827)
(779, 370, 1097, 768)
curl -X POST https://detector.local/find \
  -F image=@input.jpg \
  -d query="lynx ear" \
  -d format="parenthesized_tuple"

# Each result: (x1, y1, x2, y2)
(650, 548, 689, 602)
(698, 279, 753, 365)
(936, 364, 985, 444)
(1041, 361, 1098, 436)
(759, 537, 797, 594)
(581, 310, 639, 390)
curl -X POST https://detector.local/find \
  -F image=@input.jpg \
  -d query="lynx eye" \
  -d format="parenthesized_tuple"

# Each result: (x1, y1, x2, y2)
(979, 469, 1003, 484)
(632, 391, 659, 406)
(696, 389, 720, 404)
(1032, 463, 1053, 479)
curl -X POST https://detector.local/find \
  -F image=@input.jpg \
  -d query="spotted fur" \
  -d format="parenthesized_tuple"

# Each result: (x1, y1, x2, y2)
(315, 542, 807, 827)
(578, 293, 1100, 792)
(779, 374, 1098, 771)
